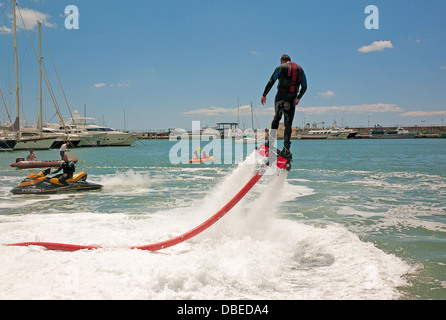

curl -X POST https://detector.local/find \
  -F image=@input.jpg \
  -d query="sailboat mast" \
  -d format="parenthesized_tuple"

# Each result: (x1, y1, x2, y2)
(12, 0, 20, 138)
(250, 101, 254, 129)
(38, 20, 43, 134)
(124, 109, 127, 131)
(237, 96, 240, 130)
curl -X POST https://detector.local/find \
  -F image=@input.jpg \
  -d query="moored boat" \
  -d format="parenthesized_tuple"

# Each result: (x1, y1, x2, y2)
(298, 121, 350, 140)
(14, 136, 57, 150)
(10, 157, 78, 169)
(368, 126, 415, 139)
(298, 127, 349, 140)
(68, 110, 138, 146)
(0, 137, 17, 150)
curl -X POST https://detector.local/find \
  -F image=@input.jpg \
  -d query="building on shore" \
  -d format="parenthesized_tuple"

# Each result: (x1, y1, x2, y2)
(137, 123, 446, 140)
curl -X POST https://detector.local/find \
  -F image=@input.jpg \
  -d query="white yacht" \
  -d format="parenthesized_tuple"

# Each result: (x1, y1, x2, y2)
(19, 125, 82, 149)
(298, 122, 350, 140)
(68, 110, 138, 146)
(14, 135, 57, 150)
(45, 123, 106, 147)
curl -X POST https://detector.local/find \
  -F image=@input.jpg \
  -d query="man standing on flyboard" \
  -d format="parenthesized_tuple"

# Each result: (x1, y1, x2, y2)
(261, 54, 307, 161)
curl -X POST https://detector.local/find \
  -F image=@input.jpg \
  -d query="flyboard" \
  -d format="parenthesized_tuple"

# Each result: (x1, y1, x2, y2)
(5, 145, 291, 252)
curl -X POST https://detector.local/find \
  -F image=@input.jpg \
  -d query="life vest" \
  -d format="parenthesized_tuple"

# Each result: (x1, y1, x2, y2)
(278, 62, 303, 93)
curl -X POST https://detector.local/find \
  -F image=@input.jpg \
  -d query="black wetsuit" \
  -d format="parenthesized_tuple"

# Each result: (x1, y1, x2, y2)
(53, 161, 75, 185)
(262, 62, 307, 152)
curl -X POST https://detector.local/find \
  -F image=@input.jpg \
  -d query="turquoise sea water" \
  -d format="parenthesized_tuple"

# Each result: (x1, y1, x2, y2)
(0, 138, 445, 299)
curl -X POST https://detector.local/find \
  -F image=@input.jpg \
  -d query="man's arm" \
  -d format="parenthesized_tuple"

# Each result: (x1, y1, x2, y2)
(261, 66, 281, 104)
(297, 69, 307, 100)
(53, 164, 62, 174)
(295, 70, 308, 105)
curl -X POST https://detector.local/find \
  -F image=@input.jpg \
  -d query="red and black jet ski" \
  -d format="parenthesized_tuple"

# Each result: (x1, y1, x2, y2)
(10, 168, 103, 195)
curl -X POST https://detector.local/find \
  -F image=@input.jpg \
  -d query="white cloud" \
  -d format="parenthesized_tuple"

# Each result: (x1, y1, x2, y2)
(0, 26, 12, 34)
(182, 105, 273, 116)
(250, 51, 262, 55)
(182, 103, 403, 117)
(440, 66, 446, 70)
(13, 8, 56, 30)
(399, 110, 446, 117)
(94, 81, 131, 88)
(182, 106, 236, 116)
(115, 81, 131, 87)
(318, 90, 335, 99)
(358, 40, 393, 53)
(297, 103, 403, 114)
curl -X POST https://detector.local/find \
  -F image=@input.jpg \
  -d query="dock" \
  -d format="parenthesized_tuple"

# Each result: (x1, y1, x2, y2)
(136, 124, 446, 140)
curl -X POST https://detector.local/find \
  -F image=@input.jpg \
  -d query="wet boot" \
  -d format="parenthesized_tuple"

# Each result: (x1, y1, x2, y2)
(280, 146, 293, 161)
(58, 177, 69, 186)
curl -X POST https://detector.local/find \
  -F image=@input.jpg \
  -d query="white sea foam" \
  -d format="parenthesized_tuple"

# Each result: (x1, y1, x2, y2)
(100, 170, 151, 190)
(0, 212, 414, 299)
(0, 150, 415, 299)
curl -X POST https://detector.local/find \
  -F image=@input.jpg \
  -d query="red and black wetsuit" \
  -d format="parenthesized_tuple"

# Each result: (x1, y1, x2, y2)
(262, 61, 307, 151)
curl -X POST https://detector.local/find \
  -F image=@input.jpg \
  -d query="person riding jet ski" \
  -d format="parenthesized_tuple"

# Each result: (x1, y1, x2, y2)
(10, 160, 102, 195)
(52, 155, 75, 186)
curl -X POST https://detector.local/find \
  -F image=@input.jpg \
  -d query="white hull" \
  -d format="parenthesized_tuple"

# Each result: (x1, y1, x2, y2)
(14, 137, 57, 150)
(77, 132, 108, 147)
(368, 133, 416, 139)
(67, 110, 138, 147)
(99, 132, 138, 146)
(369, 127, 415, 139)
(298, 131, 349, 140)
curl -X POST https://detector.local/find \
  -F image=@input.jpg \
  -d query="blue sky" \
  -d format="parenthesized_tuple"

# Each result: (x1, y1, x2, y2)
(1, 0, 445, 131)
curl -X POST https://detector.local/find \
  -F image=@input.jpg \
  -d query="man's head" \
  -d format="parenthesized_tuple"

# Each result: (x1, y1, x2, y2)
(280, 54, 291, 64)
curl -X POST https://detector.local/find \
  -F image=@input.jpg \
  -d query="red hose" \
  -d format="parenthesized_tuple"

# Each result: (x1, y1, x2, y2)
(6, 170, 264, 252)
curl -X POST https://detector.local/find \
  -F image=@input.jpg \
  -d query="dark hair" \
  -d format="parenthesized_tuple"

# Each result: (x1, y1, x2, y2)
(280, 54, 291, 62)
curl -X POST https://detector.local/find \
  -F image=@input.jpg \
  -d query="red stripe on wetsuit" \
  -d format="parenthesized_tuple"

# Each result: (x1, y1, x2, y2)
(288, 62, 298, 93)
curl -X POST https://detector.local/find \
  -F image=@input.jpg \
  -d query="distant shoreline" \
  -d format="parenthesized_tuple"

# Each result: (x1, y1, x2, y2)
(136, 125, 446, 140)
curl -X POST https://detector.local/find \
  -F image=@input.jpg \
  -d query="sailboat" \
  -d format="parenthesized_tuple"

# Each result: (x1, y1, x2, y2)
(17, 20, 83, 149)
(0, 88, 17, 150)
(7, 1, 56, 150)
(234, 100, 257, 144)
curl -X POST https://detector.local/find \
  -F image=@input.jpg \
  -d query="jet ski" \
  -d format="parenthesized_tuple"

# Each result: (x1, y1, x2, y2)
(10, 168, 103, 195)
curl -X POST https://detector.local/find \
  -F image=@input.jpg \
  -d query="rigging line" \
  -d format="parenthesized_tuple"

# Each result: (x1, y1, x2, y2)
(16, 7, 67, 130)
(0, 87, 14, 126)
(42, 63, 62, 120)
(254, 106, 260, 129)
(41, 27, 75, 124)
